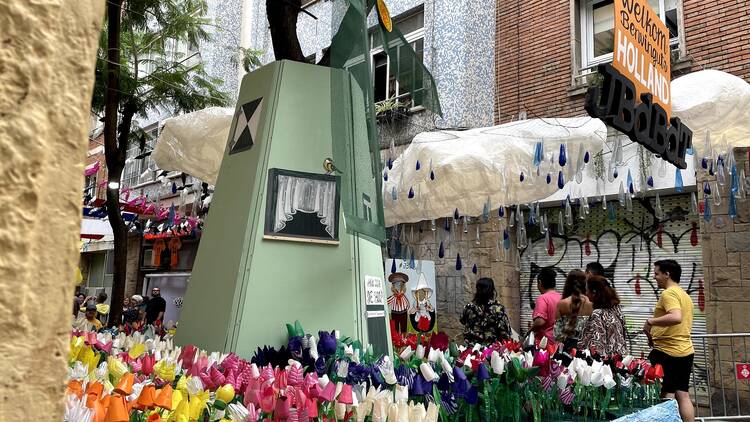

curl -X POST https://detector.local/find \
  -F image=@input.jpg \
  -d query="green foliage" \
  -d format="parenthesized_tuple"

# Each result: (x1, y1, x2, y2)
(92, 0, 230, 137)
(232, 47, 264, 73)
(374, 98, 406, 116)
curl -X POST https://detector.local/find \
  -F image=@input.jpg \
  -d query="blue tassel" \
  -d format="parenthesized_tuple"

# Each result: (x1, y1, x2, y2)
(171, 182, 177, 194)
(408, 187, 415, 199)
(390, 259, 397, 274)
(709, 160, 715, 176)
(383, 171, 388, 181)
(533, 141, 543, 167)
(456, 254, 462, 271)
(608, 203, 616, 221)
(557, 170, 565, 189)
(416, 160, 421, 171)
(703, 197, 712, 222)
(729, 192, 737, 220)
(430, 170, 435, 181)
(410, 251, 416, 268)
(503, 229, 510, 249)
(520, 172, 525, 182)
(444, 218, 450, 231)
(647, 176, 654, 187)
(387, 158, 393, 170)
(613, 168, 619, 178)
(438, 241, 445, 258)
(627, 169, 634, 194)
(546, 173, 551, 184)
(559, 144, 567, 166)
(703, 181, 711, 195)
(701, 157, 708, 169)
(675, 168, 684, 192)
(499, 207, 505, 218)
(391, 187, 397, 201)
(472, 264, 478, 274)
(584, 151, 590, 163)
(454, 208, 460, 220)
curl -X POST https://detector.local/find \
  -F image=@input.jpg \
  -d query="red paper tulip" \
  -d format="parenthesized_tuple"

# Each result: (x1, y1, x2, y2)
(337, 384, 353, 405)
(306, 398, 319, 418)
(318, 380, 337, 402)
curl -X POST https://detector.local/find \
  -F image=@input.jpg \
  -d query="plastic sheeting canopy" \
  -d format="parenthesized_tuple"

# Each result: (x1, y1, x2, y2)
(672, 69, 750, 158)
(152, 107, 233, 185)
(383, 117, 607, 226)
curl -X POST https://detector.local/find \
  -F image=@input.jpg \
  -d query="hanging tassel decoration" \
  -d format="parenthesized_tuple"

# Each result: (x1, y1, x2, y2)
(627, 169, 634, 194)
(482, 198, 491, 222)
(703, 196, 712, 222)
(520, 171, 525, 182)
(408, 187, 415, 199)
(584, 151, 590, 163)
(499, 206, 505, 218)
(415, 160, 421, 171)
(557, 170, 565, 189)
(647, 175, 654, 188)
(546, 230, 555, 256)
(546, 173, 552, 184)
(438, 241, 445, 259)
(565, 199, 574, 227)
(557, 210, 565, 235)
(383, 171, 388, 181)
(698, 279, 705, 311)
(472, 264, 478, 275)
(584, 234, 591, 256)
(476, 225, 481, 245)
(390, 259, 397, 274)
(635, 273, 641, 295)
(533, 140, 544, 168)
(391, 186, 397, 201)
(656, 224, 663, 248)
(503, 229, 510, 250)
(619, 182, 627, 207)
(690, 222, 698, 246)
(559, 143, 567, 167)
(608, 202, 617, 221)
(655, 193, 663, 220)
(455, 253, 463, 271)
(690, 192, 699, 216)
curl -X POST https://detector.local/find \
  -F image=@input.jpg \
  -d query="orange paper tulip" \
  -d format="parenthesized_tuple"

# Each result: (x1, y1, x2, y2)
(105, 395, 129, 422)
(91, 398, 107, 422)
(113, 373, 135, 396)
(146, 413, 163, 422)
(66, 380, 83, 399)
(154, 384, 173, 410)
(135, 384, 157, 410)
(86, 381, 104, 399)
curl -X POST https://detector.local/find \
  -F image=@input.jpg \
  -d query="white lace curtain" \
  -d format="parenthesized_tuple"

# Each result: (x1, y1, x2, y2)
(274, 175, 337, 238)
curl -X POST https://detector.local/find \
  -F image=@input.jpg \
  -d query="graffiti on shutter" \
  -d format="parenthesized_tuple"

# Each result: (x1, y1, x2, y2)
(520, 193, 707, 393)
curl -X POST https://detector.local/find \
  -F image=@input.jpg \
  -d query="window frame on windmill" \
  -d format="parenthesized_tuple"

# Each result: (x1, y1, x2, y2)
(229, 97, 264, 155)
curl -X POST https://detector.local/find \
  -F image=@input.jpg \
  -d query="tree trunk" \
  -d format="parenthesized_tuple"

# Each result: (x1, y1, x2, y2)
(103, 0, 125, 327)
(266, 0, 305, 62)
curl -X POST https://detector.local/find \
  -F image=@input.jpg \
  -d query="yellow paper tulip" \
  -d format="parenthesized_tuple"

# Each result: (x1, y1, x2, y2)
(168, 393, 190, 422)
(176, 376, 189, 397)
(154, 359, 176, 383)
(107, 356, 128, 384)
(129, 343, 146, 360)
(79, 347, 100, 375)
(69, 336, 85, 363)
(188, 390, 209, 420)
(215, 384, 235, 404)
(171, 390, 184, 414)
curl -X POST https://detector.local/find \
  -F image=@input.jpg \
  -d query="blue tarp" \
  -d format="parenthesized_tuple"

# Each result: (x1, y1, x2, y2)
(613, 400, 681, 422)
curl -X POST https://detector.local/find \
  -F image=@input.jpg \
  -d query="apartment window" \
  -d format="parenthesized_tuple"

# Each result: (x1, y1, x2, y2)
(121, 127, 158, 189)
(371, 10, 425, 107)
(580, 0, 679, 69)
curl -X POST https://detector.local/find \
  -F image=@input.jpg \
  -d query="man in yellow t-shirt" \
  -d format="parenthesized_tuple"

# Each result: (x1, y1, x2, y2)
(643, 259, 694, 422)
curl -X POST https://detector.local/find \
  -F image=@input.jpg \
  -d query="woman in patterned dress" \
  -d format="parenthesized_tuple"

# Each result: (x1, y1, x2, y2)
(460, 277, 512, 345)
(578, 275, 629, 355)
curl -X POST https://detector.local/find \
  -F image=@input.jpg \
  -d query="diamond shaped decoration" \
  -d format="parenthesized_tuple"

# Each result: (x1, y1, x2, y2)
(229, 97, 263, 155)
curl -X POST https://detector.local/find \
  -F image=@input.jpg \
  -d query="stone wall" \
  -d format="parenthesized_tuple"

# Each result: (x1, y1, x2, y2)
(389, 218, 518, 341)
(699, 147, 750, 413)
(0, 1, 103, 420)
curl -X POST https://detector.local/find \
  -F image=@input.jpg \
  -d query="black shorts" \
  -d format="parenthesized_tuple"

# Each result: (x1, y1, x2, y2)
(649, 349, 694, 393)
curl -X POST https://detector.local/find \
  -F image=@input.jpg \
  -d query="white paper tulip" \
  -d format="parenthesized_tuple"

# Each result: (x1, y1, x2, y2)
(309, 336, 319, 360)
(64, 395, 94, 422)
(622, 355, 633, 367)
(335, 402, 347, 420)
(591, 371, 604, 387)
(227, 403, 249, 421)
(399, 347, 414, 360)
(618, 374, 633, 388)
(409, 402, 427, 420)
(440, 355, 455, 381)
(344, 344, 355, 357)
(420, 363, 439, 382)
(472, 343, 482, 353)
(579, 366, 592, 386)
(491, 351, 505, 375)
(94, 361, 108, 381)
(395, 384, 408, 403)
(416, 344, 426, 360)
(427, 348, 441, 363)
(186, 376, 204, 395)
(318, 374, 330, 389)
(388, 403, 399, 421)
(426, 401, 440, 422)
(463, 354, 474, 368)
(397, 401, 409, 422)
(337, 360, 350, 379)
(379, 357, 398, 385)
(249, 363, 260, 378)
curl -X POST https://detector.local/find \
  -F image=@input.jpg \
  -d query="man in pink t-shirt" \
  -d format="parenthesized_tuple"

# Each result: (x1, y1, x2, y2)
(531, 267, 561, 343)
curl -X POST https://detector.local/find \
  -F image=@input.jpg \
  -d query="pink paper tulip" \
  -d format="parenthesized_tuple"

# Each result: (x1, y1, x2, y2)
(141, 355, 155, 376)
(287, 364, 304, 387)
(337, 384, 353, 405)
(260, 386, 276, 414)
(274, 396, 291, 419)
(306, 398, 319, 418)
(318, 380, 337, 402)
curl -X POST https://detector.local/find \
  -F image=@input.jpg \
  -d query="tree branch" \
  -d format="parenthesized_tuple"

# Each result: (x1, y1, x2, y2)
(266, 0, 305, 62)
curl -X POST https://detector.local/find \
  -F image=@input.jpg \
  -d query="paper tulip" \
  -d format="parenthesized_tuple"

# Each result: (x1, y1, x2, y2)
(490, 351, 505, 375)
(215, 383, 235, 404)
(338, 383, 354, 404)
(416, 344, 426, 359)
(113, 373, 134, 396)
(154, 384, 173, 410)
(419, 363, 439, 382)
(306, 398, 319, 418)
(395, 384, 408, 403)
(67, 380, 84, 399)
(477, 363, 490, 381)
(146, 413, 162, 422)
(108, 357, 128, 384)
(398, 347, 414, 360)
(104, 395, 129, 422)
(135, 384, 157, 410)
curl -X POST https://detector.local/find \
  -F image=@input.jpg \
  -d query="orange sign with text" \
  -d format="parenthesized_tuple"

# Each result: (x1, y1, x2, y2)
(613, 0, 671, 119)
